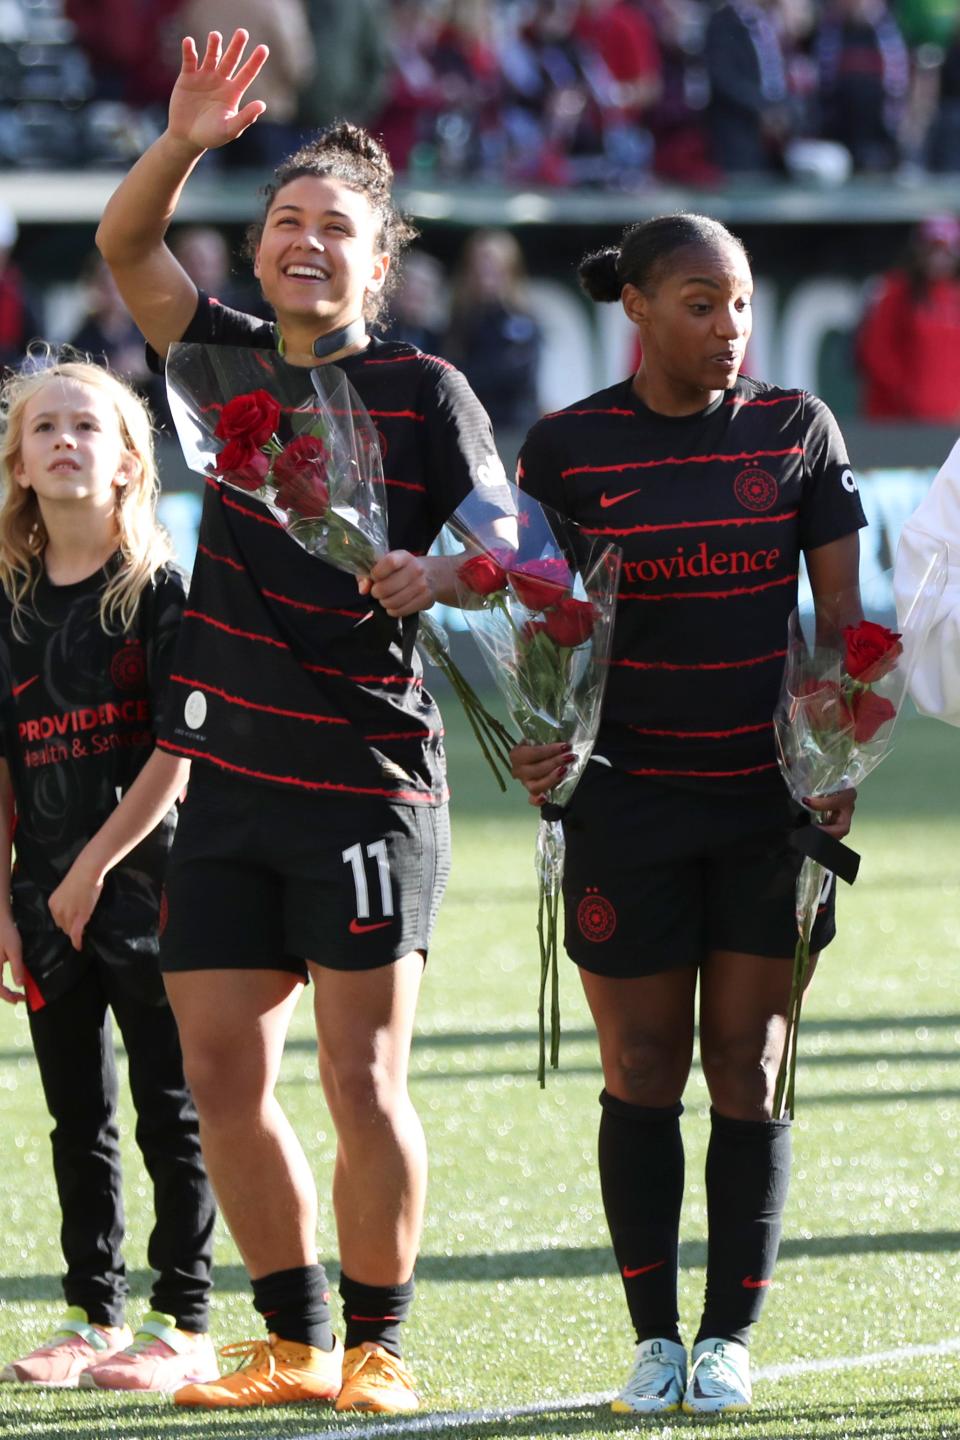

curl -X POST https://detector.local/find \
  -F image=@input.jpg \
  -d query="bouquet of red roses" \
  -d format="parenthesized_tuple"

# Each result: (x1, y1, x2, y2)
(166, 343, 388, 576)
(440, 484, 621, 1083)
(773, 549, 947, 1117)
(166, 342, 519, 787)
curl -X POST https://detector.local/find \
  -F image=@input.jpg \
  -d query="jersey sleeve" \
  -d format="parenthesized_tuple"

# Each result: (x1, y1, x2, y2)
(798, 392, 868, 552)
(418, 360, 511, 533)
(516, 417, 570, 518)
(894, 437, 960, 725)
(140, 564, 188, 731)
(145, 290, 274, 373)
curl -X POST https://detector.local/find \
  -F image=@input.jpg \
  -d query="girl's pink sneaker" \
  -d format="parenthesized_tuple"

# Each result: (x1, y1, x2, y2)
(0, 1308, 132, 1387)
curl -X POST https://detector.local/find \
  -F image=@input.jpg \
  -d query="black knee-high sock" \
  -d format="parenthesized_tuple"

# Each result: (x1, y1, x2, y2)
(339, 1273, 414, 1358)
(251, 1264, 334, 1351)
(598, 1090, 685, 1345)
(696, 1109, 792, 1348)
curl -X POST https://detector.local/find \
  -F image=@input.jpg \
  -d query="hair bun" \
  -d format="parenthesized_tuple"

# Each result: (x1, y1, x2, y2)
(578, 247, 622, 303)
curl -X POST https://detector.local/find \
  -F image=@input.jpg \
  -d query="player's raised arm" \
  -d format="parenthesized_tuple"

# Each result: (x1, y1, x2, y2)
(95, 29, 269, 358)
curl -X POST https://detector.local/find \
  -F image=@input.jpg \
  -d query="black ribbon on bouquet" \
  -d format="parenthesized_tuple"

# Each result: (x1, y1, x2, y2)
(789, 824, 861, 885)
(540, 802, 568, 822)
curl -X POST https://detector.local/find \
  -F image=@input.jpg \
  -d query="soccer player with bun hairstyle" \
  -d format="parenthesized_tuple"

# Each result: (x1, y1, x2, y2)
(0, 358, 217, 1395)
(511, 213, 866, 1416)
(96, 29, 504, 1415)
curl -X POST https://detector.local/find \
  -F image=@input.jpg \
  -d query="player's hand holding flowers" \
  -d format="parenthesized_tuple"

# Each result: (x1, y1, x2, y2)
(441, 484, 621, 1082)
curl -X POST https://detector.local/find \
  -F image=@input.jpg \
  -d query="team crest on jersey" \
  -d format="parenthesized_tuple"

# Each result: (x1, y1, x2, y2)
(577, 887, 617, 943)
(733, 467, 778, 512)
(111, 640, 145, 691)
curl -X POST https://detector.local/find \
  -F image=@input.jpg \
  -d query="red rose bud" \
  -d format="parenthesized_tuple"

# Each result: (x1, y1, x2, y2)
(843, 619, 903, 683)
(850, 689, 896, 742)
(459, 550, 509, 596)
(273, 437, 330, 518)
(508, 556, 573, 611)
(215, 389, 282, 448)
(543, 597, 596, 647)
(213, 438, 271, 490)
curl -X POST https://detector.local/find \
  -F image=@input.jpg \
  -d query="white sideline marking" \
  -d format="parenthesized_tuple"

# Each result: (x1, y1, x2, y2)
(281, 1335, 960, 1440)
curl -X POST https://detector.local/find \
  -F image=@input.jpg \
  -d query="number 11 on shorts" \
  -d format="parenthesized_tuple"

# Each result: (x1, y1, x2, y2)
(342, 839, 394, 920)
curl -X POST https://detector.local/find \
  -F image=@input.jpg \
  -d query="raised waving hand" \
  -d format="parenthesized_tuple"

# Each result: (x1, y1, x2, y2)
(169, 29, 269, 155)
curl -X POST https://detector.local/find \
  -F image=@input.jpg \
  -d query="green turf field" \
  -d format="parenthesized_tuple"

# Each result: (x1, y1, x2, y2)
(1, 710, 960, 1439)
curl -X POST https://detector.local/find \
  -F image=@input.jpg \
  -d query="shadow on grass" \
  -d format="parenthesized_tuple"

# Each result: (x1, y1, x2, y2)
(4, 1229, 960, 1305)
(5, 1394, 960, 1440)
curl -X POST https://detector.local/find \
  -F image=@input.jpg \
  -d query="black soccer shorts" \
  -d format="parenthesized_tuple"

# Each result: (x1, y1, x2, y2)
(560, 762, 836, 978)
(160, 765, 451, 975)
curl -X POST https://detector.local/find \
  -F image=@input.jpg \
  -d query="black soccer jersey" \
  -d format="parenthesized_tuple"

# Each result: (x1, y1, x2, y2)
(149, 293, 501, 803)
(0, 561, 186, 1002)
(518, 375, 867, 792)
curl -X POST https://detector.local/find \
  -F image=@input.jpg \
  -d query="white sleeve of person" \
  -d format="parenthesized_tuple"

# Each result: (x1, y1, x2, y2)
(895, 436, 960, 726)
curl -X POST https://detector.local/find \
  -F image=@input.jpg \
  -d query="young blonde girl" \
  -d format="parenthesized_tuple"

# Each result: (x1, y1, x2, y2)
(0, 360, 217, 1394)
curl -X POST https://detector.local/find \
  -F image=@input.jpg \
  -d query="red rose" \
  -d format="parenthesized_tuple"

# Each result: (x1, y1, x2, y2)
(214, 389, 281, 448)
(792, 678, 853, 733)
(543, 597, 596, 647)
(213, 438, 271, 491)
(850, 689, 896, 743)
(459, 550, 509, 596)
(843, 620, 903, 683)
(273, 436, 330, 518)
(509, 557, 573, 611)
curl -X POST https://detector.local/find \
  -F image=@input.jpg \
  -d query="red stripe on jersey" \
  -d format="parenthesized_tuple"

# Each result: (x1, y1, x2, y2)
(301, 662, 420, 687)
(543, 406, 637, 418)
(726, 393, 801, 407)
(367, 409, 425, 421)
(260, 587, 366, 619)
(170, 675, 348, 725)
(364, 729, 440, 741)
(157, 738, 446, 802)
(363, 352, 454, 370)
(198, 542, 244, 571)
(384, 476, 427, 493)
(611, 648, 786, 672)
(627, 720, 773, 739)
(618, 572, 797, 601)
(183, 609, 290, 649)
(221, 489, 284, 529)
(585, 509, 798, 537)
(627, 761, 780, 778)
(561, 447, 803, 479)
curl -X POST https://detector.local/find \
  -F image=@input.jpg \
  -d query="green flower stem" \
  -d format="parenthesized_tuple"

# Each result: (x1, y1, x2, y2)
(773, 856, 824, 1118)
(445, 662, 513, 792)
(549, 881, 561, 1071)
(536, 881, 550, 1087)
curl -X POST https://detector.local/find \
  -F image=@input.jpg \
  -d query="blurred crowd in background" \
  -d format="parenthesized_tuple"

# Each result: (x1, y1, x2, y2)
(0, 0, 957, 183)
(1, 0, 960, 430)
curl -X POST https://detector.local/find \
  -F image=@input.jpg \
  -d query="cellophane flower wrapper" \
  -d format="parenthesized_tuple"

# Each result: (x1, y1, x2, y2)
(772, 545, 947, 1117)
(165, 343, 389, 578)
(167, 342, 522, 780)
(438, 482, 622, 1083)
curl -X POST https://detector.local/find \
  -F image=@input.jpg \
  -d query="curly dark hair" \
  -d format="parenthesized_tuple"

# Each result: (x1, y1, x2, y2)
(246, 122, 418, 327)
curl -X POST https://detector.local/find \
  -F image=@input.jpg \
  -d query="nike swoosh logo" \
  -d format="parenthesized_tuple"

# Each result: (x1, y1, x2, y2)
(12, 675, 38, 698)
(348, 918, 392, 935)
(622, 1259, 667, 1278)
(599, 488, 643, 508)
(741, 1275, 771, 1289)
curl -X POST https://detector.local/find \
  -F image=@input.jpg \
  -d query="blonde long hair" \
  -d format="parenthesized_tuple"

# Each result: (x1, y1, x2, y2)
(0, 358, 174, 640)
